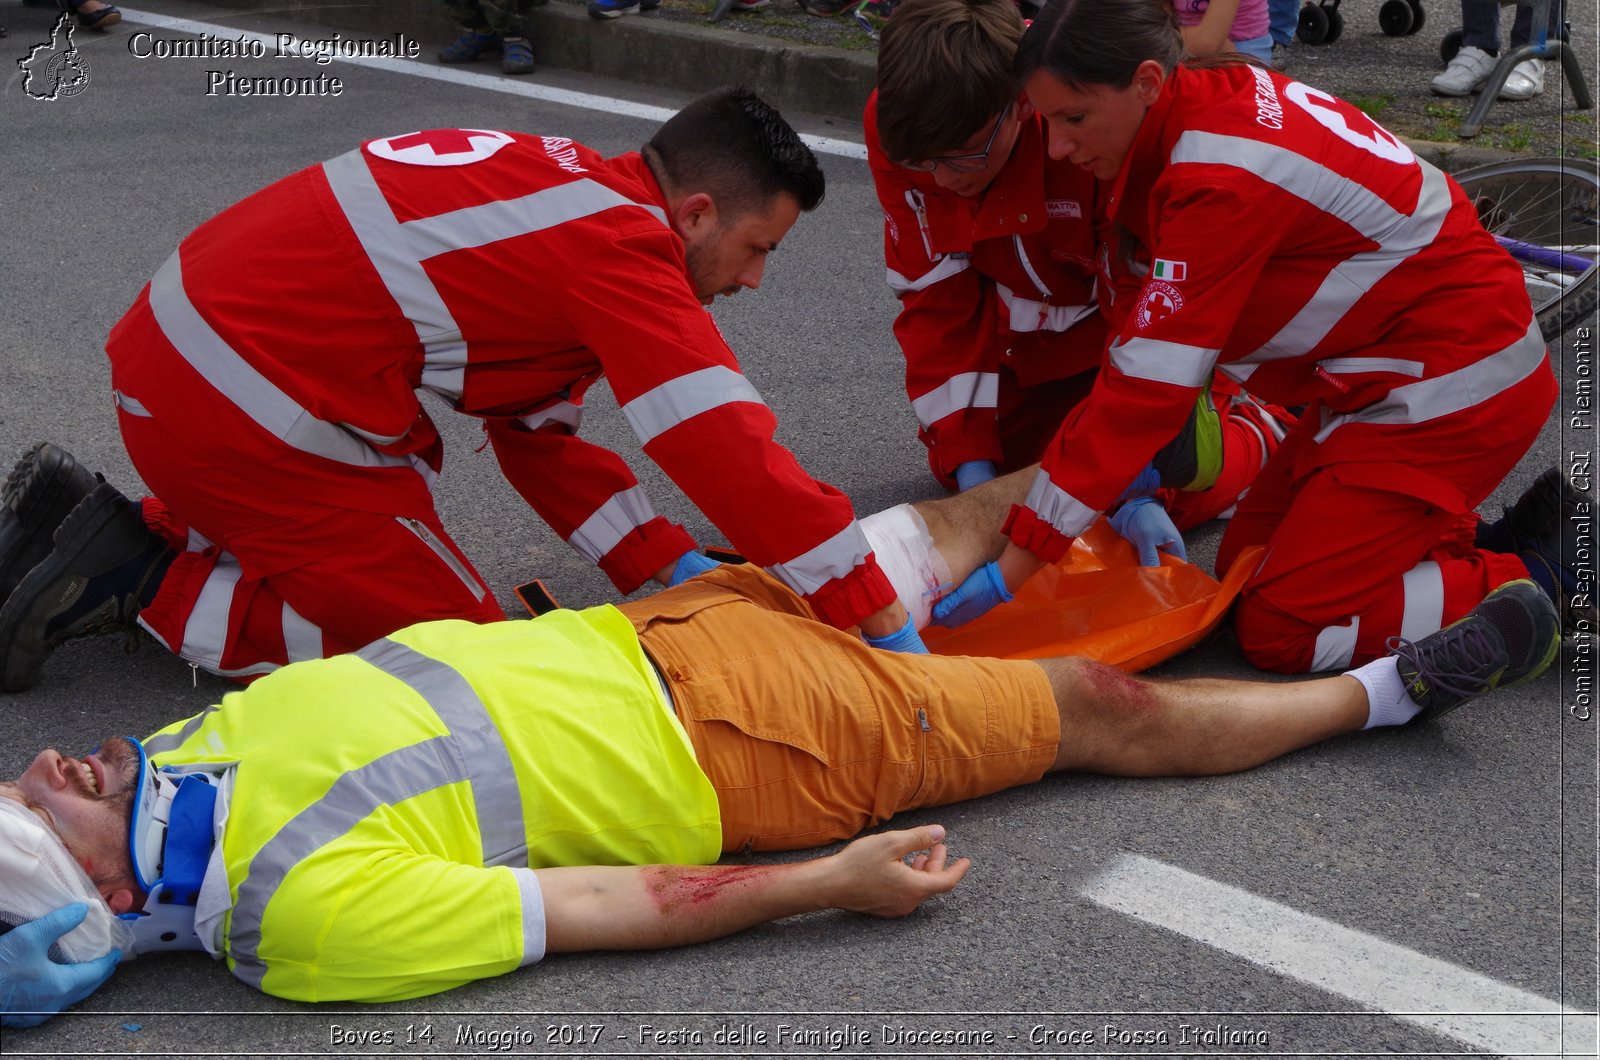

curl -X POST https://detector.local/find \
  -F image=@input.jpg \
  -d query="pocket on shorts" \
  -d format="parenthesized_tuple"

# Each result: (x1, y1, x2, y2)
(675, 673, 837, 771)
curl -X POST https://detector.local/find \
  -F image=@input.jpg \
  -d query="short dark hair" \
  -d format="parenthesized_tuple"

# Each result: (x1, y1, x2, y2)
(1014, 0, 1182, 91)
(875, 0, 1024, 162)
(645, 86, 826, 220)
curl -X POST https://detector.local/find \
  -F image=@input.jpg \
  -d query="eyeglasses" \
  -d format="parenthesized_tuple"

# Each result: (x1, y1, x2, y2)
(899, 105, 1013, 173)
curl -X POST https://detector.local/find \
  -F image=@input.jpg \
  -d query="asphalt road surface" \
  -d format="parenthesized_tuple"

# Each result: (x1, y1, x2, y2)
(1, 2, 1596, 1056)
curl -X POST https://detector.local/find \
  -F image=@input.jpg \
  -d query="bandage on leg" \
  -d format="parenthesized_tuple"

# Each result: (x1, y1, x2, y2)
(860, 504, 953, 632)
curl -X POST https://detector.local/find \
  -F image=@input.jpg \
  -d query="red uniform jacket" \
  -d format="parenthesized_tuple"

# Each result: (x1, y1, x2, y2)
(107, 129, 894, 629)
(1006, 65, 1550, 560)
(864, 94, 1107, 479)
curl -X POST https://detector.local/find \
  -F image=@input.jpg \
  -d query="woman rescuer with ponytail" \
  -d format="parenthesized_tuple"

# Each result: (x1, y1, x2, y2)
(930, 0, 1574, 675)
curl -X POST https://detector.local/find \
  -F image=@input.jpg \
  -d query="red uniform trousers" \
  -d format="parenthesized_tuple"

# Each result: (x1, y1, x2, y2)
(986, 367, 1098, 479)
(116, 358, 504, 682)
(1216, 362, 1554, 674)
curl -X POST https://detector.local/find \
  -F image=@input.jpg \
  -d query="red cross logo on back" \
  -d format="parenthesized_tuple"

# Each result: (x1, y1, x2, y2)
(367, 128, 515, 167)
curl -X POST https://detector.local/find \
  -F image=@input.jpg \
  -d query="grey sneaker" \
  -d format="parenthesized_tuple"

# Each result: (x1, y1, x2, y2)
(1270, 40, 1290, 70)
(1388, 579, 1561, 723)
(1499, 58, 1544, 100)
(0, 443, 101, 607)
(1431, 45, 1496, 96)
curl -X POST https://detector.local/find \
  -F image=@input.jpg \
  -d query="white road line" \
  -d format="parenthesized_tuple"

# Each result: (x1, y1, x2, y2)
(115, 8, 869, 160)
(1082, 854, 1598, 1059)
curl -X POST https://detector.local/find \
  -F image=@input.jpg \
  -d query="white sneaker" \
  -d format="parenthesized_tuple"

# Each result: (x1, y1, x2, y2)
(1431, 46, 1496, 96)
(1499, 58, 1545, 100)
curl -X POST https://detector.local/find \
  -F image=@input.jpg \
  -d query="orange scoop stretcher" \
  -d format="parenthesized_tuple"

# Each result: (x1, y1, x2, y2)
(921, 520, 1261, 672)
(519, 523, 1259, 673)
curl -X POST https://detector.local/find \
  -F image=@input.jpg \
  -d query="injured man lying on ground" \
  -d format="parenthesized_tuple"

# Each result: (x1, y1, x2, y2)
(0, 468, 1563, 1024)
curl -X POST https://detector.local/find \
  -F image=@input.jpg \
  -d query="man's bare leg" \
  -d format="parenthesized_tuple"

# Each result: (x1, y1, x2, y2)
(908, 468, 1035, 582)
(1035, 657, 1369, 777)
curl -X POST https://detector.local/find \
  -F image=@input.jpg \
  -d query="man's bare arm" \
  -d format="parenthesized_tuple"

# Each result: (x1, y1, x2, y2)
(537, 826, 969, 953)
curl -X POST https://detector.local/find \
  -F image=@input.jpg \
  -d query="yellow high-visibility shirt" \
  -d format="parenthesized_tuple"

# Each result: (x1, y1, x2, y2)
(145, 607, 720, 1003)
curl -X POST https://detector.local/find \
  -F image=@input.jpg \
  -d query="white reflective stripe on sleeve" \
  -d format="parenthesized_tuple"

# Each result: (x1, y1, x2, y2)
(113, 390, 153, 417)
(519, 401, 583, 433)
(885, 254, 970, 295)
(995, 283, 1097, 334)
(1314, 319, 1544, 444)
(1318, 357, 1425, 378)
(1311, 616, 1360, 672)
(322, 151, 469, 400)
(1024, 472, 1100, 539)
(512, 868, 547, 966)
(1164, 135, 1454, 365)
(281, 602, 325, 663)
(174, 552, 281, 679)
(567, 486, 659, 565)
(148, 252, 420, 472)
(1399, 560, 1445, 642)
(910, 371, 998, 428)
(1108, 336, 1220, 387)
(400, 179, 666, 258)
(621, 366, 766, 447)
(766, 520, 874, 597)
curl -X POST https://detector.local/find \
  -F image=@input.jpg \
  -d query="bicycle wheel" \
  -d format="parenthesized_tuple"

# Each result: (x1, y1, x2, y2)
(1451, 157, 1599, 340)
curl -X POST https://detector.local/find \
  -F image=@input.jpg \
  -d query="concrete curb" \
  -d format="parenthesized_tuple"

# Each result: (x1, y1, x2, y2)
(533, 4, 877, 123)
(206, 0, 1518, 165)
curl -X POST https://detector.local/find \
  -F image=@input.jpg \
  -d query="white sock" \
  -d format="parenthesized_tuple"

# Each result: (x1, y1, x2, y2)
(1346, 657, 1421, 729)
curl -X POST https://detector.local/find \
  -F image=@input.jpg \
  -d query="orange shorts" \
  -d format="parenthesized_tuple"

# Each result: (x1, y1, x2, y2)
(618, 565, 1060, 853)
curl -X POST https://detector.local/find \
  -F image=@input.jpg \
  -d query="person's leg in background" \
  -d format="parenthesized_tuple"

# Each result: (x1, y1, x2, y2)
(1499, 0, 1566, 99)
(1267, 0, 1299, 68)
(1433, 0, 1506, 96)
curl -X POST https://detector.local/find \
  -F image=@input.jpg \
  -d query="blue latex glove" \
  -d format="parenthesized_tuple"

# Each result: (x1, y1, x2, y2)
(1118, 462, 1161, 502)
(1109, 496, 1187, 567)
(931, 560, 1014, 628)
(862, 613, 929, 653)
(953, 460, 998, 492)
(0, 904, 122, 1029)
(668, 549, 722, 587)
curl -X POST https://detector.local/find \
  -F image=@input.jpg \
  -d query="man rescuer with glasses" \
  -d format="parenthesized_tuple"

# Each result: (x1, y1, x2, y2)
(866, 0, 1294, 579)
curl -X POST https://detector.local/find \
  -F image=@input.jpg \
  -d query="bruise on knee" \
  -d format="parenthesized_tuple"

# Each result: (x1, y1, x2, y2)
(1040, 657, 1167, 774)
(1068, 659, 1160, 714)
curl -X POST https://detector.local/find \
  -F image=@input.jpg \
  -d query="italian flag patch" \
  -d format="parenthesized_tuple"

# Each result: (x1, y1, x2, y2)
(1152, 258, 1187, 281)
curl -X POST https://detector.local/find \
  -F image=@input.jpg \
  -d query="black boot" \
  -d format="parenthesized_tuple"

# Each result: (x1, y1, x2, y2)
(0, 482, 174, 692)
(0, 443, 102, 607)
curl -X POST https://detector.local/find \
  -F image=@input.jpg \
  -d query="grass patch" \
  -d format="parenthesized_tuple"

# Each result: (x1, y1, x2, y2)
(1423, 101, 1459, 122)
(1492, 124, 1533, 151)
(1566, 112, 1595, 124)
(1347, 93, 1395, 118)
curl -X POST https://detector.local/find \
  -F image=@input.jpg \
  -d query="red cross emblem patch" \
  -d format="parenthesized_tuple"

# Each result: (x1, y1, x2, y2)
(366, 128, 514, 167)
(1136, 280, 1185, 330)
